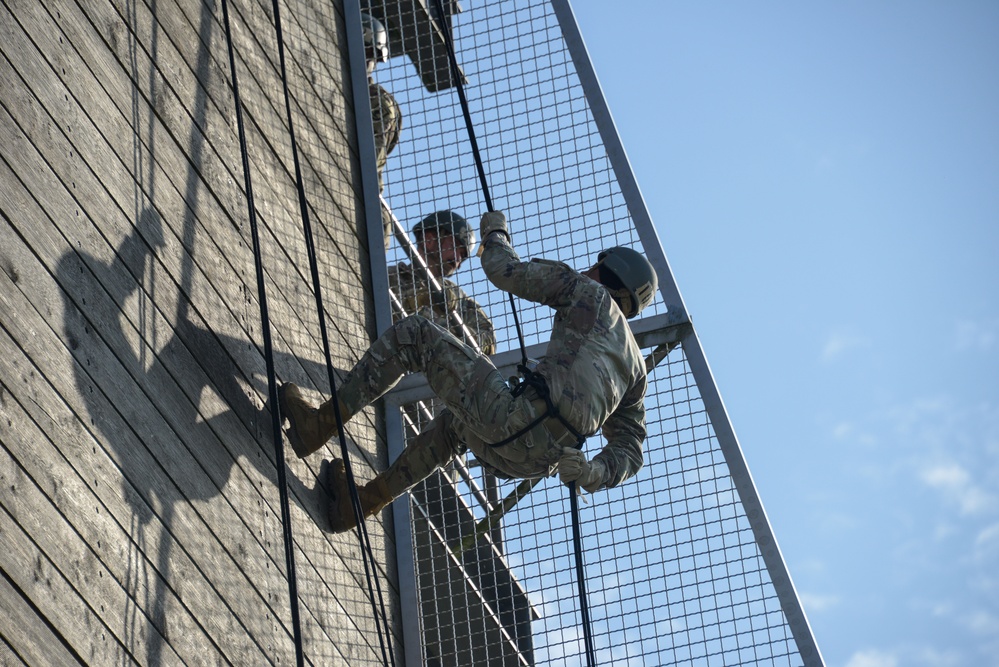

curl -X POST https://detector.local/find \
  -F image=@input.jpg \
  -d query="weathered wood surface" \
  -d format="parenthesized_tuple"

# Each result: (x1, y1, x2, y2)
(0, 561, 82, 666)
(1, 0, 402, 662)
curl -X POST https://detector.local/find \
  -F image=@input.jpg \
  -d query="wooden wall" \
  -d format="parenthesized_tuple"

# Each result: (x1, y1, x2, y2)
(0, 0, 401, 663)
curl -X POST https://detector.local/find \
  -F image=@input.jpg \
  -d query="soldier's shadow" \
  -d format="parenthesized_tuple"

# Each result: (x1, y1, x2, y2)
(59, 204, 338, 665)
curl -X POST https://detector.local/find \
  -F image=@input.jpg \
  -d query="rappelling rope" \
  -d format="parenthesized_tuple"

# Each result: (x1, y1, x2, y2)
(429, 2, 598, 664)
(431, 0, 531, 370)
(570, 483, 598, 667)
(218, 1, 304, 664)
(265, 0, 395, 665)
(221, 1, 396, 664)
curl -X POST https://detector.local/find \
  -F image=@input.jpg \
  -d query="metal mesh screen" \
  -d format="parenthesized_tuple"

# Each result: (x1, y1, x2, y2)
(360, 0, 811, 665)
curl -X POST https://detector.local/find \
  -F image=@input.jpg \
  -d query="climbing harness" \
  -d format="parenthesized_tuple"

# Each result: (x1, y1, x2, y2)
(221, 0, 396, 664)
(430, 1, 598, 664)
(485, 364, 590, 449)
(217, 1, 304, 665)
(452, 341, 681, 562)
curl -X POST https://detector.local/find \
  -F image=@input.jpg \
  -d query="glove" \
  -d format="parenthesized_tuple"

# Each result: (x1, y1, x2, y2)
(480, 211, 509, 242)
(557, 447, 607, 493)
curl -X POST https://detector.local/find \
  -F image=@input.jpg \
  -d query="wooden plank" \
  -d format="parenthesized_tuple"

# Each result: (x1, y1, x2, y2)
(0, 639, 29, 667)
(0, 508, 132, 667)
(0, 3, 378, 486)
(4, 0, 394, 544)
(95, 0, 374, 342)
(0, 233, 285, 663)
(6, 0, 371, 393)
(0, 210, 299, 663)
(0, 380, 206, 666)
(23, 0, 385, 450)
(216, 0, 362, 208)
(0, 14, 393, 579)
(0, 568, 82, 667)
(0, 146, 396, 660)
(145, 0, 363, 220)
(193, 0, 375, 344)
(63, 0, 369, 373)
(0, 13, 319, 513)
(5, 0, 406, 656)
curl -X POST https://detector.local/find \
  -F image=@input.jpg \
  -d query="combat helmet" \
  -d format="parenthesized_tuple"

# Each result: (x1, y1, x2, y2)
(596, 246, 658, 318)
(361, 14, 389, 66)
(413, 210, 477, 257)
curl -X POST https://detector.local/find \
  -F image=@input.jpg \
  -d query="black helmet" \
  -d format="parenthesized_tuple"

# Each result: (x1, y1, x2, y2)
(413, 210, 477, 256)
(597, 246, 658, 318)
(361, 13, 389, 64)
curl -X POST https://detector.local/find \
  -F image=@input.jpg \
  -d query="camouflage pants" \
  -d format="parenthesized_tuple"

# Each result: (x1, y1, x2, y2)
(338, 315, 561, 495)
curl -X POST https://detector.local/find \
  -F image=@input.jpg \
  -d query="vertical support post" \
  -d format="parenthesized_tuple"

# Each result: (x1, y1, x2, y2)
(550, 1, 825, 665)
(344, 2, 421, 665)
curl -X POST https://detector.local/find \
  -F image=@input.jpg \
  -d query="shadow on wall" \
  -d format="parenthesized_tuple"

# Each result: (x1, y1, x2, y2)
(54, 1, 333, 662)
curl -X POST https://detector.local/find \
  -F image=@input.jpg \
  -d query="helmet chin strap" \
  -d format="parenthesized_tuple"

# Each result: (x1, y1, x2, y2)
(609, 287, 635, 318)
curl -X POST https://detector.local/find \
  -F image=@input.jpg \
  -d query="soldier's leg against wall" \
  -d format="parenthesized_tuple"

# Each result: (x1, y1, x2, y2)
(329, 410, 465, 533)
(336, 314, 482, 418)
(282, 314, 479, 458)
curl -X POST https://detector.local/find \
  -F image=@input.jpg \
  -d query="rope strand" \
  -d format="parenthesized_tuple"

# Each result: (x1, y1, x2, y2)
(570, 484, 598, 667)
(428, 3, 599, 664)
(430, 0, 531, 367)
(268, 0, 395, 663)
(218, 1, 304, 664)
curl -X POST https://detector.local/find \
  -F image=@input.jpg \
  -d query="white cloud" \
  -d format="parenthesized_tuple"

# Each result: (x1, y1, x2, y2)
(845, 648, 898, 667)
(920, 463, 968, 488)
(832, 421, 879, 447)
(846, 644, 964, 667)
(975, 522, 999, 550)
(913, 646, 963, 667)
(820, 331, 869, 362)
(920, 462, 997, 516)
(955, 319, 997, 352)
(962, 609, 999, 637)
(799, 591, 839, 613)
(930, 601, 956, 619)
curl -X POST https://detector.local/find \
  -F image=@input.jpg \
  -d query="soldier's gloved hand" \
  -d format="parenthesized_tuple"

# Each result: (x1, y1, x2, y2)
(557, 447, 606, 493)
(480, 211, 509, 242)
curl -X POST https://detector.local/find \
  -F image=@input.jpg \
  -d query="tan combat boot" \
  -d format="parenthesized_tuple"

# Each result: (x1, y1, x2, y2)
(279, 383, 349, 458)
(326, 459, 394, 533)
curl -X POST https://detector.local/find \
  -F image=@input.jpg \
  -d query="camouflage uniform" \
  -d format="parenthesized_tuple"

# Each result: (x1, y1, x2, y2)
(388, 262, 496, 355)
(370, 79, 402, 248)
(336, 230, 647, 495)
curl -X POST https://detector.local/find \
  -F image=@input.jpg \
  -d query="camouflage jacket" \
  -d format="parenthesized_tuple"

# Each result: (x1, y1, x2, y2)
(480, 234, 647, 489)
(369, 79, 401, 191)
(388, 262, 497, 355)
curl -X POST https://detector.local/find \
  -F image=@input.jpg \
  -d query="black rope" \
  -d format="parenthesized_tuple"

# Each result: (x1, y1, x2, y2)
(428, 3, 599, 665)
(218, 1, 303, 664)
(268, 1, 395, 665)
(431, 0, 530, 368)
(570, 483, 598, 667)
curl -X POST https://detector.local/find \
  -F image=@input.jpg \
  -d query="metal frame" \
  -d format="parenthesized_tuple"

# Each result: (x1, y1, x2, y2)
(388, 312, 690, 405)
(343, 2, 422, 665)
(551, 1, 825, 664)
(348, 0, 825, 662)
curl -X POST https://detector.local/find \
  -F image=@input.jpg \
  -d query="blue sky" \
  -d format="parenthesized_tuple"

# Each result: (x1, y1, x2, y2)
(568, 2, 999, 666)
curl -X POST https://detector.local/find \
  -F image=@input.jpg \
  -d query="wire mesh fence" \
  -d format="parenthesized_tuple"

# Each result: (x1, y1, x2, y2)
(355, 0, 814, 665)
